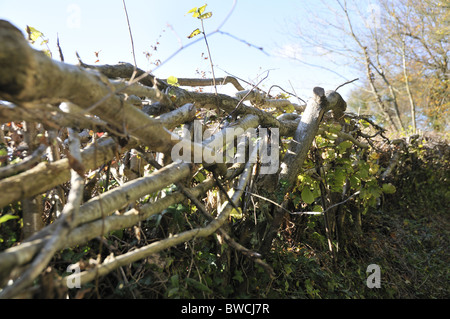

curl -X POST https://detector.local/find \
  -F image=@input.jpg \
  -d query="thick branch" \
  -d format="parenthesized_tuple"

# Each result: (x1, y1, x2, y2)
(175, 76, 245, 91)
(0, 178, 215, 286)
(0, 128, 85, 299)
(76, 58, 159, 89)
(0, 20, 179, 155)
(74, 146, 255, 286)
(0, 137, 117, 208)
(261, 87, 346, 253)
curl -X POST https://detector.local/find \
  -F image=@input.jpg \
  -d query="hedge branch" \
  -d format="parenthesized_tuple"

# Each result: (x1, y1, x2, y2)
(0, 137, 117, 208)
(0, 20, 218, 162)
(0, 128, 84, 299)
(0, 178, 215, 286)
(261, 87, 347, 253)
(0, 143, 47, 179)
(175, 76, 245, 91)
(74, 143, 255, 286)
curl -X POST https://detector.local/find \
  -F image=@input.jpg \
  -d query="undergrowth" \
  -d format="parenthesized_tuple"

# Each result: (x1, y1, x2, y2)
(56, 134, 449, 299)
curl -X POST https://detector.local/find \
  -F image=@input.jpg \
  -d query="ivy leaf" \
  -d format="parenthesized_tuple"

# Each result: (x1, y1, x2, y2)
(194, 171, 205, 182)
(188, 28, 202, 39)
(232, 270, 244, 283)
(382, 183, 396, 194)
(337, 140, 353, 153)
(0, 146, 7, 156)
(185, 277, 213, 293)
(301, 187, 315, 204)
(0, 214, 19, 225)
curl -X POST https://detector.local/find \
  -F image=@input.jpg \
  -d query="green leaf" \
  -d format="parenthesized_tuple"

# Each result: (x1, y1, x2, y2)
(312, 205, 323, 212)
(170, 274, 179, 287)
(328, 123, 342, 133)
(232, 270, 244, 283)
(301, 187, 315, 204)
(194, 172, 206, 182)
(337, 140, 353, 153)
(382, 183, 396, 194)
(43, 49, 52, 58)
(167, 287, 179, 298)
(230, 207, 243, 219)
(187, 28, 202, 39)
(284, 264, 293, 276)
(185, 277, 213, 293)
(167, 75, 179, 86)
(331, 168, 346, 191)
(349, 175, 361, 188)
(0, 214, 19, 225)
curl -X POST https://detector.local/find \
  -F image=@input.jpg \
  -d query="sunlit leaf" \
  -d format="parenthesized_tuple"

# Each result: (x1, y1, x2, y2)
(26, 26, 43, 44)
(301, 187, 315, 204)
(199, 12, 212, 19)
(0, 214, 19, 225)
(382, 183, 396, 194)
(198, 4, 207, 14)
(187, 7, 198, 14)
(230, 207, 243, 219)
(188, 28, 202, 39)
(167, 75, 179, 86)
(337, 140, 353, 153)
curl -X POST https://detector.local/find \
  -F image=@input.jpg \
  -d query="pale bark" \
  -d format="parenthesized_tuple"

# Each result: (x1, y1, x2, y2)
(0, 137, 117, 208)
(76, 146, 255, 286)
(260, 88, 346, 253)
(0, 18, 360, 297)
(0, 128, 84, 299)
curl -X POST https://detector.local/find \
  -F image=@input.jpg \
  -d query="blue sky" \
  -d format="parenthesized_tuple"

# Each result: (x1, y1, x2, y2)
(0, 0, 363, 101)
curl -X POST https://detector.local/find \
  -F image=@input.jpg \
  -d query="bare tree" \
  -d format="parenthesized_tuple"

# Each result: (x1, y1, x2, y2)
(288, 0, 449, 132)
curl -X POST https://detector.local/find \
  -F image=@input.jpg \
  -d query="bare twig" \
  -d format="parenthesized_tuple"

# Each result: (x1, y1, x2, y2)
(56, 33, 64, 62)
(200, 18, 217, 95)
(217, 30, 269, 56)
(335, 77, 359, 92)
(122, 0, 137, 71)
(226, 70, 271, 119)
(289, 191, 360, 215)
